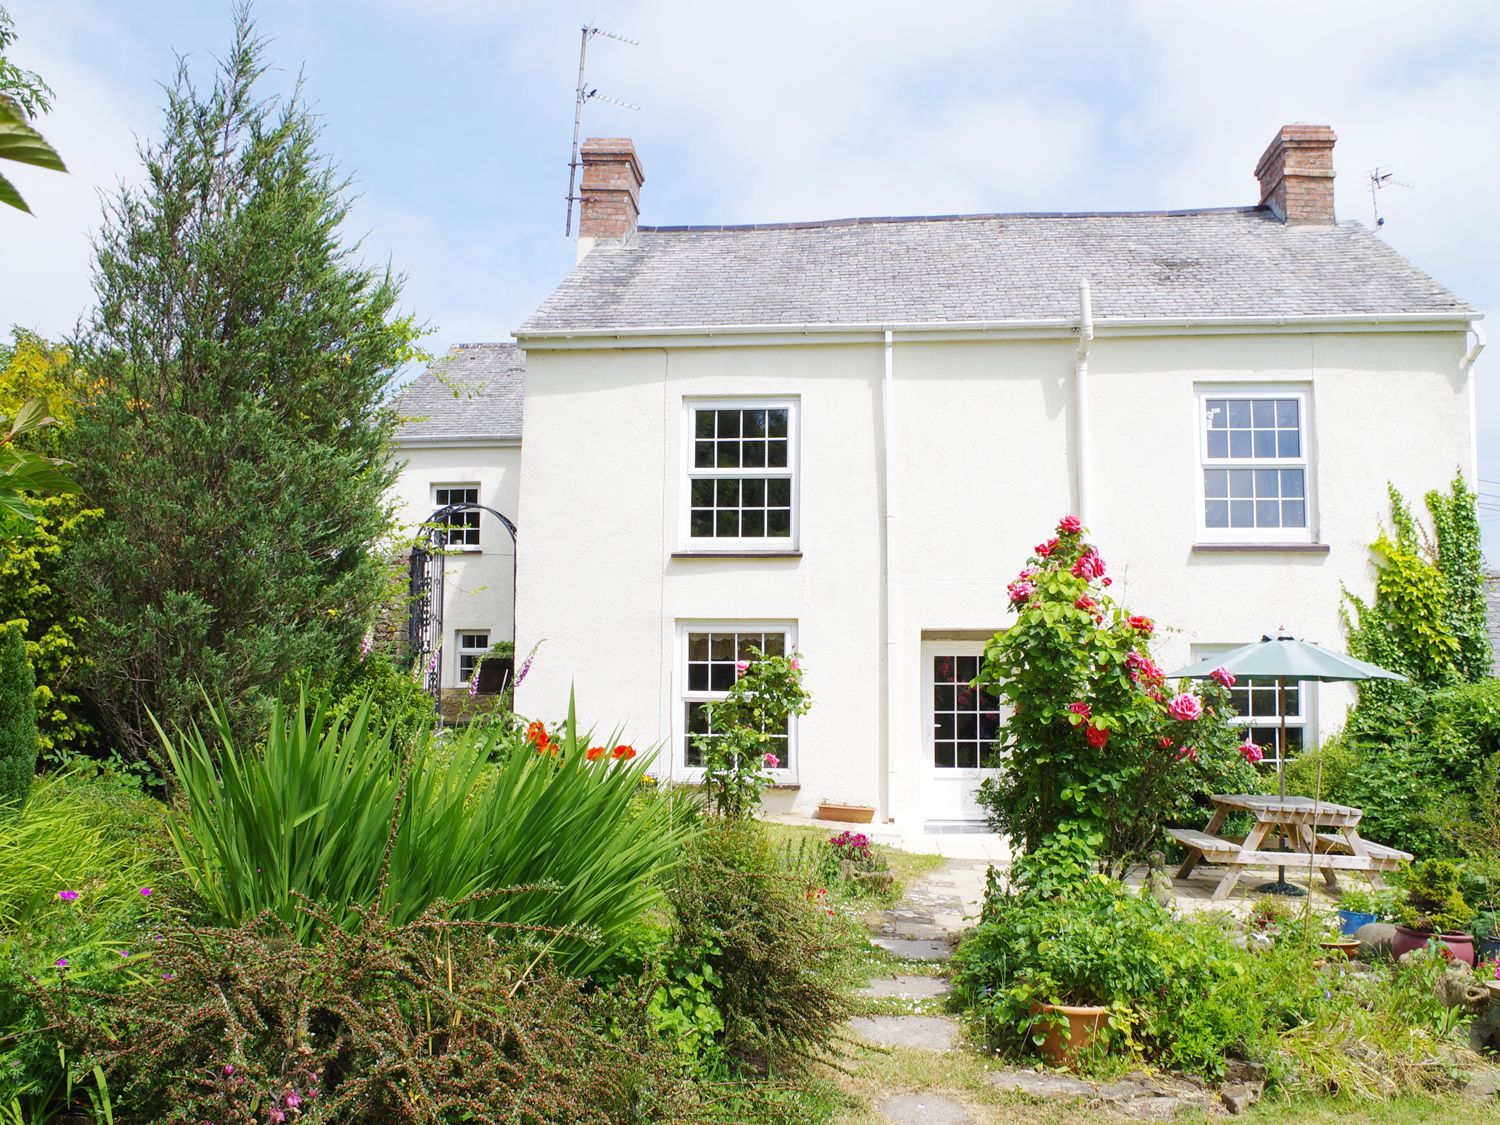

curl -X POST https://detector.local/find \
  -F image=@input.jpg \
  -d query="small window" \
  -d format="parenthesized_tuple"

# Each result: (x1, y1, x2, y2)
(1198, 391, 1311, 541)
(685, 401, 797, 547)
(434, 485, 480, 547)
(931, 654, 1002, 769)
(680, 626, 792, 771)
(457, 631, 489, 684)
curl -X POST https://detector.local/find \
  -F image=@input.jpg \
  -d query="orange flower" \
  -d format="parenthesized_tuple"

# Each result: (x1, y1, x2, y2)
(585, 745, 606, 762)
(526, 720, 548, 747)
(611, 745, 637, 761)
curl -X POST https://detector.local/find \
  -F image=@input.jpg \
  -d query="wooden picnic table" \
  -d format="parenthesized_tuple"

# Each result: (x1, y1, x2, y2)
(1169, 793, 1413, 901)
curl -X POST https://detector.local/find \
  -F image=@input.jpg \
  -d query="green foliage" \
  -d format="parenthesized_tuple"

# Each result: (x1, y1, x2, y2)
(303, 651, 434, 752)
(164, 690, 685, 974)
(697, 647, 810, 819)
(0, 331, 100, 762)
(0, 398, 76, 526)
(975, 518, 1263, 874)
(0, 7, 55, 119)
(0, 8, 66, 215)
(47, 902, 703, 1125)
(0, 772, 167, 1119)
(1310, 479, 1500, 859)
(1399, 859, 1474, 934)
(954, 873, 1474, 1092)
(63, 17, 423, 759)
(665, 817, 855, 1071)
(0, 625, 35, 807)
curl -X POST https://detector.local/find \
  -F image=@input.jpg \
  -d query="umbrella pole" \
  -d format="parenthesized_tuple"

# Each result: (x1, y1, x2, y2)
(1255, 674, 1304, 896)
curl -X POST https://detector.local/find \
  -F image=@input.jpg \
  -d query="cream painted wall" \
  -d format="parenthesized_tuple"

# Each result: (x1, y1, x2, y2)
(391, 442, 521, 689)
(514, 328, 1473, 828)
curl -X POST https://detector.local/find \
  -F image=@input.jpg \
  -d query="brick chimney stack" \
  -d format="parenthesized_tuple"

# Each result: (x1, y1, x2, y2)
(577, 137, 644, 258)
(1254, 124, 1337, 225)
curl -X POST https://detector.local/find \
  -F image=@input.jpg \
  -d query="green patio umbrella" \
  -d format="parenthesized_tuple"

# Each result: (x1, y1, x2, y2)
(1169, 630, 1407, 895)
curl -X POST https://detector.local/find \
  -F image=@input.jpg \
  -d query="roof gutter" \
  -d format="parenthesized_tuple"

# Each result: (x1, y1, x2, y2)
(516, 310, 1481, 347)
(1461, 322, 1487, 487)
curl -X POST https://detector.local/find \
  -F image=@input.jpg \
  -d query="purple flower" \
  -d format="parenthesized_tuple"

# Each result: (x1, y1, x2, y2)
(162, 972, 175, 980)
(55, 957, 68, 969)
(359, 634, 373, 661)
(118, 949, 130, 958)
(139, 886, 152, 897)
(57, 890, 79, 902)
(270, 1111, 285, 1124)
(284, 1091, 302, 1109)
(223, 1064, 235, 1077)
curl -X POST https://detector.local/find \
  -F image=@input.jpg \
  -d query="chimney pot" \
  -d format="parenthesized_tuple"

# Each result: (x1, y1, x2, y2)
(578, 137, 644, 252)
(1254, 124, 1336, 225)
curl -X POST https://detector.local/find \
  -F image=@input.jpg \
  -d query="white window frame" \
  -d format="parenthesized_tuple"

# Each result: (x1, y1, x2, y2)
(680, 397, 800, 552)
(674, 620, 798, 784)
(432, 483, 482, 551)
(1192, 643, 1315, 769)
(456, 630, 490, 685)
(1195, 385, 1315, 545)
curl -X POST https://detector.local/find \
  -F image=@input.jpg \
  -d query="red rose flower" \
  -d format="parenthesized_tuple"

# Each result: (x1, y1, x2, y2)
(1068, 701, 1092, 720)
(1058, 514, 1083, 534)
(1127, 615, 1154, 634)
(1085, 724, 1109, 749)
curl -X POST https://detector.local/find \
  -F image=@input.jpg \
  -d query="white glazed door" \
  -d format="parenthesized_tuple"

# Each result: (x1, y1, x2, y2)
(922, 641, 1002, 827)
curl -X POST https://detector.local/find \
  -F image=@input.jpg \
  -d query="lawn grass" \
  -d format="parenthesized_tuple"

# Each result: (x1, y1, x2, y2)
(759, 818, 948, 892)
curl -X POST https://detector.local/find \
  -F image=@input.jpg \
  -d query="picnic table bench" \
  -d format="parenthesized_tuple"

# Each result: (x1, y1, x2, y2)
(1169, 794, 1412, 901)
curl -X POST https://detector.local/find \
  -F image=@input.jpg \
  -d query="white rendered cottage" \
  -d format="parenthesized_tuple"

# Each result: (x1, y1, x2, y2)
(391, 343, 524, 710)
(511, 126, 1484, 832)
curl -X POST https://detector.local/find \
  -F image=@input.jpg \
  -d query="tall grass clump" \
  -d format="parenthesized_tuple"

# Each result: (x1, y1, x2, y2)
(164, 691, 688, 973)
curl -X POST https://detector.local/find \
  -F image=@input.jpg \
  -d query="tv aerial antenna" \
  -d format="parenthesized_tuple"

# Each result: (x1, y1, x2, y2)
(1367, 166, 1413, 231)
(564, 25, 640, 236)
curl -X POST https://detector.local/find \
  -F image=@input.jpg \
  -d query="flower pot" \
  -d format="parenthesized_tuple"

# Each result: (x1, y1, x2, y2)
(1336, 909, 1379, 936)
(1392, 924, 1476, 966)
(1486, 980, 1500, 1003)
(1478, 936, 1500, 963)
(1319, 939, 1362, 959)
(1029, 1000, 1109, 1067)
(817, 802, 875, 824)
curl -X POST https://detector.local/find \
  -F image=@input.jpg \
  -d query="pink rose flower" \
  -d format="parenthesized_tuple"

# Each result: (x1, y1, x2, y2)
(1068, 701, 1092, 720)
(1210, 666, 1236, 688)
(763, 753, 780, 769)
(1127, 615, 1153, 634)
(1070, 548, 1106, 581)
(1239, 738, 1265, 764)
(1176, 744, 1199, 762)
(1075, 595, 1097, 612)
(735, 659, 750, 676)
(1007, 579, 1035, 604)
(1058, 514, 1083, 534)
(1168, 693, 1203, 722)
(1035, 537, 1059, 557)
(789, 656, 801, 671)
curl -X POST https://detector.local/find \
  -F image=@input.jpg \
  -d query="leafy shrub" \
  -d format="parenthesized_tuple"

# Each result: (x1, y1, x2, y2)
(46, 902, 701, 1125)
(665, 817, 855, 1071)
(0, 623, 36, 808)
(303, 651, 434, 752)
(1399, 858, 1474, 933)
(976, 517, 1263, 873)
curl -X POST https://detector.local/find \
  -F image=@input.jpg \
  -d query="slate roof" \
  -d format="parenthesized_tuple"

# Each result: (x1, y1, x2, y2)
(518, 208, 1473, 334)
(394, 343, 525, 442)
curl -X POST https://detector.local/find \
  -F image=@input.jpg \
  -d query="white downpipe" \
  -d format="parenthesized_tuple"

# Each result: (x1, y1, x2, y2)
(1075, 281, 1095, 522)
(882, 329, 897, 823)
(1461, 322, 1487, 486)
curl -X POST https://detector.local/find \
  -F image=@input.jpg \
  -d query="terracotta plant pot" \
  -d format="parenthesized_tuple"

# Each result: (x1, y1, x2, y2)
(1029, 1000, 1109, 1067)
(1319, 939, 1362, 959)
(817, 802, 875, 824)
(1392, 924, 1476, 966)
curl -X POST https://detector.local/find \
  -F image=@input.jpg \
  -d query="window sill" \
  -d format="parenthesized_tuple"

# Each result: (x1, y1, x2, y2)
(671, 550, 803, 560)
(1192, 542, 1330, 555)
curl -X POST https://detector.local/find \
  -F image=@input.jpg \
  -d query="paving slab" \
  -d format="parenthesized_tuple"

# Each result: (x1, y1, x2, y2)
(985, 1069, 1094, 1099)
(871, 936, 952, 961)
(848, 1014, 959, 1051)
(858, 974, 951, 1000)
(880, 1093, 973, 1124)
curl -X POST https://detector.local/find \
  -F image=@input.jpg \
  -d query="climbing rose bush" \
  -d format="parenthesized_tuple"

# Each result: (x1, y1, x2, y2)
(976, 517, 1262, 874)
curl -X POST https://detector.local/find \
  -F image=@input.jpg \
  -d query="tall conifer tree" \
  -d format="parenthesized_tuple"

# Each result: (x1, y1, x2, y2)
(65, 14, 419, 756)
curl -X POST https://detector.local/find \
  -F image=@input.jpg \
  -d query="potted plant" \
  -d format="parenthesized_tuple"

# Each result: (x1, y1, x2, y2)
(1474, 910, 1500, 964)
(816, 798, 875, 824)
(1336, 888, 1379, 936)
(1392, 859, 1477, 965)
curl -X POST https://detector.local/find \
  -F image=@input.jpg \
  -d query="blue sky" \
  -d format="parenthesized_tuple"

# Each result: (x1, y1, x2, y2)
(4, 0, 1500, 547)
